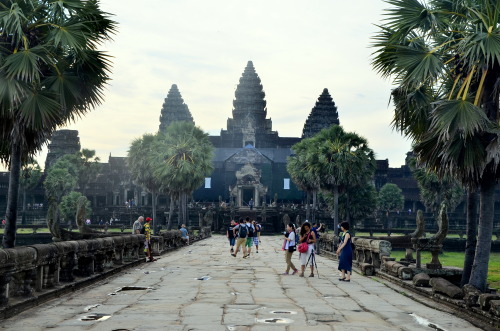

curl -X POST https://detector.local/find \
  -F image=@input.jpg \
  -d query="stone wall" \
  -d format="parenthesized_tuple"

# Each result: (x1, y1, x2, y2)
(0, 228, 211, 318)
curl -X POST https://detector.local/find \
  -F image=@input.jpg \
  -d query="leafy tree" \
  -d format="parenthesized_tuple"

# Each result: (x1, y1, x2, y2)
(60, 191, 92, 225)
(19, 158, 42, 224)
(339, 184, 378, 223)
(371, 0, 500, 291)
(152, 122, 214, 227)
(287, 138, 320, 222)
(1, 0, 116, 248)
(127, 133, 162, 232)
(378, 183, 404, 214)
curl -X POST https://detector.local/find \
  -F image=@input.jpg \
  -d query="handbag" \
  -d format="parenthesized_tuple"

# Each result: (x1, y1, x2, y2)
(297, 232, 311, 253)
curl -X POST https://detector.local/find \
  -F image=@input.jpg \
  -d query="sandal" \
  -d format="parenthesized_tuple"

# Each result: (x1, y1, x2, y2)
(299, 273, 305, 277)
(292, 270, 298, 275)
(338, 278, 346, 281)
(309, 274, 314, 277)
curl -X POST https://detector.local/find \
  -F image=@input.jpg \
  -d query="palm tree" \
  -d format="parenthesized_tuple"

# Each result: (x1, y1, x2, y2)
(1, 0, 116, 247)
(127, 134, 162, 233)
(287, 138, 320, 222)
(152, 122, 214, 227)
(372, 0, 500, 291)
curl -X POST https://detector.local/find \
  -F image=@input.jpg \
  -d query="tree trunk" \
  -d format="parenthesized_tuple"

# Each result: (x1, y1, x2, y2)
(22, 188, 27, 225)
(461, 189, 478, 287)
(312, 190, 317, 223)
(305, 191, 311, 221)
(333, 185, 339, 236)
(152, 190, 157, 235)
(167, 195, 174, 230)
(3, 140, 22, 248)
(468, 176, 496, 292)
(346, 192, 351, 223)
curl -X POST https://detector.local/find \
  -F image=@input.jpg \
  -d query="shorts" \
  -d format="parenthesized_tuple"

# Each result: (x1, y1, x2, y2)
(228, 237, 235, 246)
(253, 237, 259, 246)
(245, 237, 253, 247)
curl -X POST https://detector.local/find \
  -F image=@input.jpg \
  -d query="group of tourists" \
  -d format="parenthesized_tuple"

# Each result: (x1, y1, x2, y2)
(225, 217, 353, 280)
(227, 217, 262, 258)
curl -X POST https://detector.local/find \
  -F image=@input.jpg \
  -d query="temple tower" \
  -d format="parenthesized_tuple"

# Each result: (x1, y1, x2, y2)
(221, 61, 276, 147)
(44, 130, 81, 171)
(302, 88, 340, 138)
(159, 84, 194, 132)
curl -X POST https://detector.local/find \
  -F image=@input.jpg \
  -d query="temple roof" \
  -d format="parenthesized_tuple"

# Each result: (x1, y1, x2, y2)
(159, 84, 194, 132)
(302, 88, 340, 138)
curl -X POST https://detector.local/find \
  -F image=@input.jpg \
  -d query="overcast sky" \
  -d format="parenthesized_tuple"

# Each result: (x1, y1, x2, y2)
(17, 0, 412, 170)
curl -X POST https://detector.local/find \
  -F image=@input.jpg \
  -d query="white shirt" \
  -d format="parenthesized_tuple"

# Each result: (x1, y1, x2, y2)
(285, 231, 296, 250)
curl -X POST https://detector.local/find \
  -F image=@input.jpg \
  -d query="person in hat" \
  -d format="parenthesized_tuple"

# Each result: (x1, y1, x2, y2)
(144, 217, 155, 262)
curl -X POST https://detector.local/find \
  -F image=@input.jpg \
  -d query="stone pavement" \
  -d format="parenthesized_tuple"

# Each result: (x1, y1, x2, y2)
(0, 235, 481, 331)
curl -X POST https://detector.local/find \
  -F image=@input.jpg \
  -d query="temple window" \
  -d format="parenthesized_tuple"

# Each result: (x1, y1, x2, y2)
(284, 178, 290, 190)
(204, 177, 211, 189)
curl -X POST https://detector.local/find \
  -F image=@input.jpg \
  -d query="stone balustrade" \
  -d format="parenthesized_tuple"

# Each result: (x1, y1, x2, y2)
(0, 227, 211, 312)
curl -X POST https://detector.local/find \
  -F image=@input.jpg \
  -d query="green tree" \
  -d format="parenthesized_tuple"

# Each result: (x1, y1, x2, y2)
(377, 183, 405, 228)
(287, 138, 320, 222)
(152, 122, 214, 227)
(60, 191, 92, 225)
(338, 184, 378, 224)
(127, 133, 162, 232)
(1, 0, 116, 248)
(371, 0, 500, 291)
(19, 158, 42, 224)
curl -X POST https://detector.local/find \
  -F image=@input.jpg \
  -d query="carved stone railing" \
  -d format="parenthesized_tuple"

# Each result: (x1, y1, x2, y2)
(0, 227, 211, 315)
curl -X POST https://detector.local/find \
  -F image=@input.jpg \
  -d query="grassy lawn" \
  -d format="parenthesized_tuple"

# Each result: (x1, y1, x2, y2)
(390, 250, 500, 290)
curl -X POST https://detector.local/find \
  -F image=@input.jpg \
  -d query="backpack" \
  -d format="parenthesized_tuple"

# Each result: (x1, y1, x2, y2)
(247, 224, 255, 237)
(238, 224, 248, 238)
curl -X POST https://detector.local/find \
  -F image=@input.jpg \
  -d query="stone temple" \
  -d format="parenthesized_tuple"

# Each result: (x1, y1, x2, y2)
(158, 61, 341, 207)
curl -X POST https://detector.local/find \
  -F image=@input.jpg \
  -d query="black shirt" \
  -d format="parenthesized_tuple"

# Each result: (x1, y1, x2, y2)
(228, 225, 235, 238)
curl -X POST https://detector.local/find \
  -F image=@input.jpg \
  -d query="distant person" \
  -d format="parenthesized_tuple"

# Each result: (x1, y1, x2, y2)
(232, 218, 248, 258)
(282, 223, 298, 275)
(252, 220, 260, 253)
(227, 220, 236, 253)
(144, 217, 155, 262)
(298, 222, 316, 277)
(244, 217, 255, 257)
(86, 219, 91, 225)
(180, 224, 189, 245)
(132, 216, 144, 234)
(336, 221, 353, 282)
(312, 223, 323, 255)
(249, 198, 254, 210)
(255, 221, 262, 243)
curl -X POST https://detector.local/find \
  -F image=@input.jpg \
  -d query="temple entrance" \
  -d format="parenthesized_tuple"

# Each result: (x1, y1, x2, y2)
(242, 188, 254, 207)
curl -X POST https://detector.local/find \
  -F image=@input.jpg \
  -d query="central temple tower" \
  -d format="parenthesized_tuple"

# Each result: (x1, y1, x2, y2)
(211, 61, 283, 148)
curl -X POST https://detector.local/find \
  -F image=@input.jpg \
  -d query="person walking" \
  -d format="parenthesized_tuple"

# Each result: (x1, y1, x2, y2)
(232, 218, 248, 258)
(252, 220, 260, 253)
(245, 217, 255, 257)
(249, 198, 254, 210)
(132, 216, 144, 234)
(227, 220, 236, 253)
(282, 223, 298, 275)
(336, 221, 353, 282)
(298, 222, 316, 277)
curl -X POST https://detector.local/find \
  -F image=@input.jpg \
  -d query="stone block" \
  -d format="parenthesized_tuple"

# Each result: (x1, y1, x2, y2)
(397, 266, 413, 280)
(479, 293, 500, 311)
(429, 277, 464, 299)
(490, 300, 500, 316)
(359, 263, 374, 276)
(412, 273, 430, 287)
(463, 284, 481, 307)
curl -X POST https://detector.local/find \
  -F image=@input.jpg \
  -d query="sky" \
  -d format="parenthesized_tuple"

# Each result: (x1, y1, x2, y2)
(11, 0, 412, 170)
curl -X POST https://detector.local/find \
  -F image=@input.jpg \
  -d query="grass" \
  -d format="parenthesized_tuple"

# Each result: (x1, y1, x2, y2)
(390, 250, 500, 290)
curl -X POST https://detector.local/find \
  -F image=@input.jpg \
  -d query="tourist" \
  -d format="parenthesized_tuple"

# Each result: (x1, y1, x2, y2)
(312, 222, 323, 255)
(255, 221, 262, 243)
(132, 216, 144, 234)
(180, 224, 189, 245)
(249, 198, 254, 210)
(227, 220, 236, 253)
(298, 221, 316, 277)
(144, 217, 155, 262)
(336, 221, 353, 282)
(244, 217, 255, 257)
(252, 220, 260, 253)
(232, 218, 248, 258)
(282, 223, 298, 275)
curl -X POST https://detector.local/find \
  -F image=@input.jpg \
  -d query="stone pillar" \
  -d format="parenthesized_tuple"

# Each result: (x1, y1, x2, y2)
(237, 187, 242, 207)
(254, 189, 259, 207)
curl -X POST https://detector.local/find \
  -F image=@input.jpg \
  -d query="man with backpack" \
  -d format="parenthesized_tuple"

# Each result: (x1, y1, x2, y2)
(231, 218, 248, 258)
(245, 217, 255, 257)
